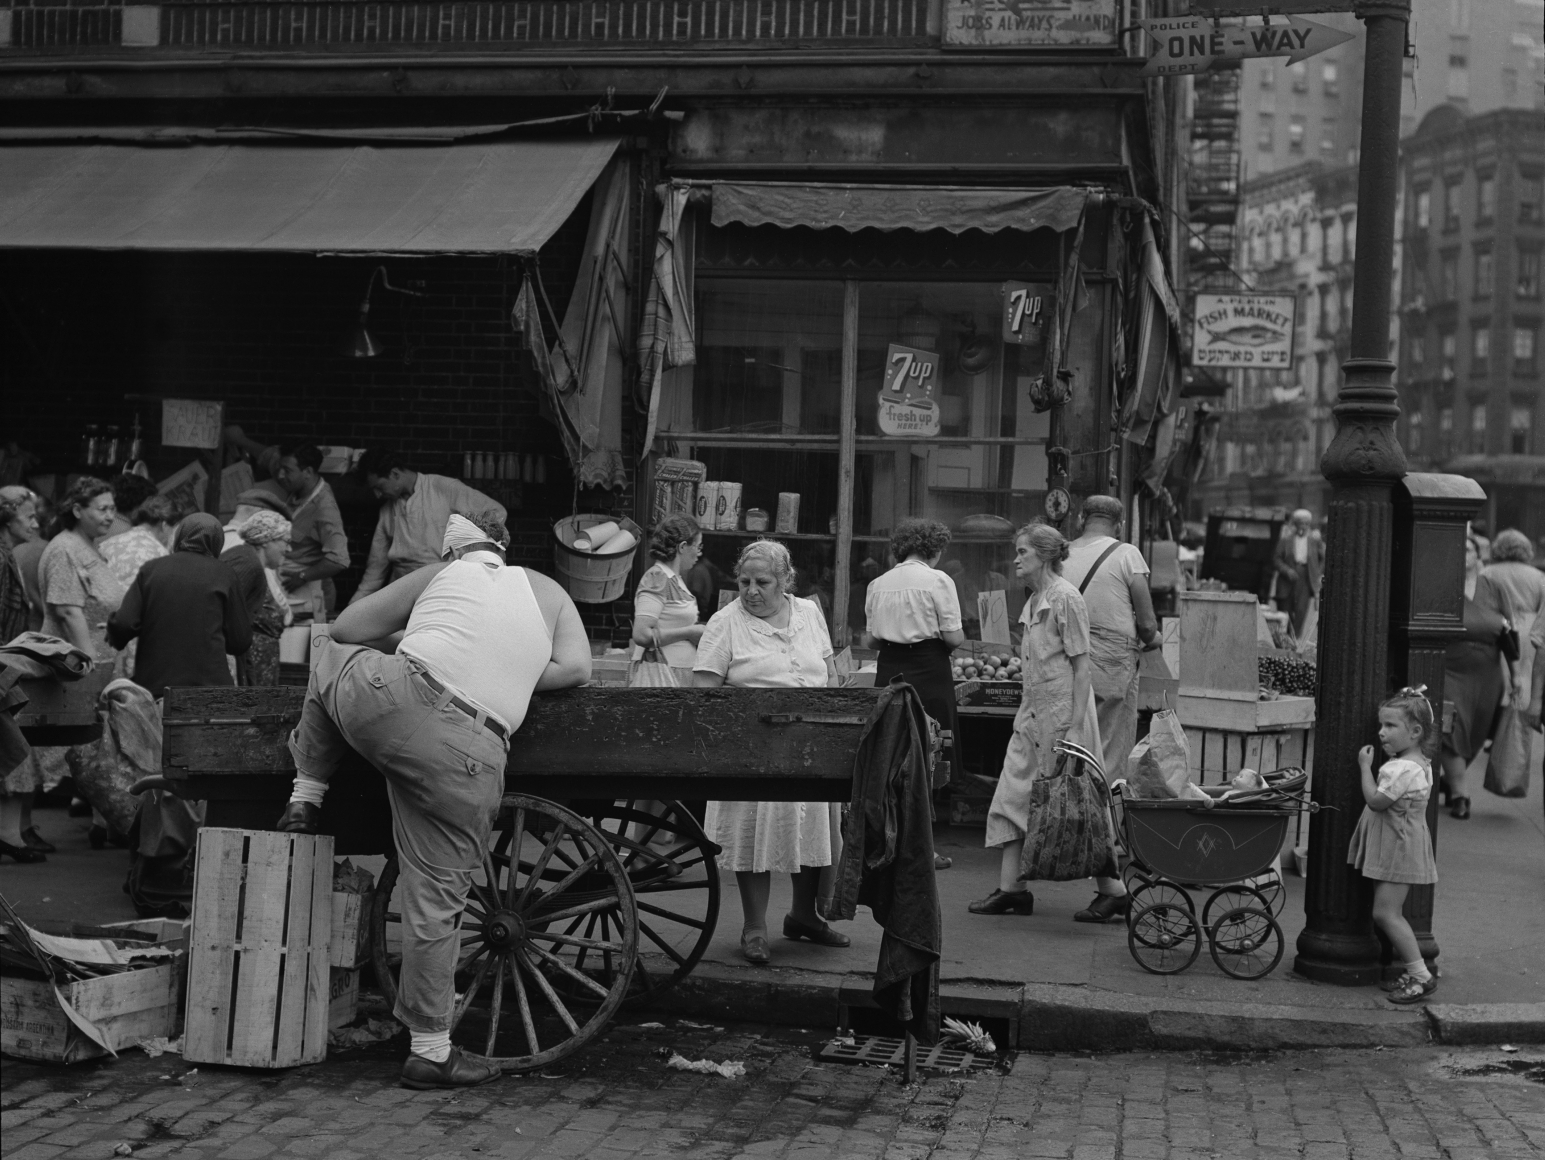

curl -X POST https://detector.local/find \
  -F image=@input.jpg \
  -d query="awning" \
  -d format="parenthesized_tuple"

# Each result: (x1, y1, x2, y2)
(0, 137, 621, 254)
(709, 182, 1089, 235)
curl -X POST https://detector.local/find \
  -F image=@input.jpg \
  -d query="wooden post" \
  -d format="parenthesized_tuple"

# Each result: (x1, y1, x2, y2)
(832, 281, 859, 648)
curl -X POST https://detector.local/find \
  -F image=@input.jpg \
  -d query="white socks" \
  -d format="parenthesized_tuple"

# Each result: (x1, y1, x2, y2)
(288, 774, 329, 807)
(410, 1030, 452, 1063)
(1406, 959, 1433, 982)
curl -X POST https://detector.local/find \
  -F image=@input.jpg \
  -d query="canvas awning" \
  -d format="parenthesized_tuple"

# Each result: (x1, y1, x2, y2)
(0, 137, 621, 254)
(708, 182, 1089, 235)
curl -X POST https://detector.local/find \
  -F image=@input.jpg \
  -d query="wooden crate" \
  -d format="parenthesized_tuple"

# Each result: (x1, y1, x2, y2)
(329, 892, 370, 970)
(183, 828, 334, 1068)
(1177, 692, 1315, 731)
(1182, 726, 1314, 787)
(1, 963, 183, 1064)
(328, 967, 360, 1030)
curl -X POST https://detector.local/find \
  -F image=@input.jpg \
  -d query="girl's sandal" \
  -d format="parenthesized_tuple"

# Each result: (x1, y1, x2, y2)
(1387, 975, 1437, 1005)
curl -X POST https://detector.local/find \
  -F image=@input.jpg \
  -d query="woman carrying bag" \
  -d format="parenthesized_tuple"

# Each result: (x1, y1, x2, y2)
(971, 523, 1126, 922)
(631, 514, 706, 682)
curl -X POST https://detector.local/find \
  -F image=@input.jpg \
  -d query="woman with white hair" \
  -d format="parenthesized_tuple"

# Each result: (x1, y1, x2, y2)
(221, 510, 292, 686)
(1273, 508, 1323, 638)
(694, 539, 849, 964)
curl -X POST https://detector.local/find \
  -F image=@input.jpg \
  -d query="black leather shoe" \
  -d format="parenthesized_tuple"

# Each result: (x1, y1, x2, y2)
(968, 889, 1035, 916)
(782, 915, 851, 947)
(1074, 893, 1131, 924)
(276, 801, 321, 834)
(21, 827, 56, 853)
(1449, 796, 1471, 820)
(400, 1047, 503, 1090)
(740, 934, 771, 964)
(0, 838, 46, 864)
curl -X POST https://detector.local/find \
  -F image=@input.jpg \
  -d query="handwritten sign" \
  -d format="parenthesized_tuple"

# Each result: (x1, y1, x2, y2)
(161, 399, 224, 450)
(1191, 293, 1297, 368)
(944, 0, 1119, 48)
(878, 343, 941, 438)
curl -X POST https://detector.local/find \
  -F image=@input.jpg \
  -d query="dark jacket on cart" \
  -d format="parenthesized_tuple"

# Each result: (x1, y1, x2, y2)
(834, 677, 940, 1044)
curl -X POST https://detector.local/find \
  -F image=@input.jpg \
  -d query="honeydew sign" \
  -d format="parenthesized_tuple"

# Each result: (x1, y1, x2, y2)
(1191, 293, 1296, 368)
(944, 0, 1118, 47)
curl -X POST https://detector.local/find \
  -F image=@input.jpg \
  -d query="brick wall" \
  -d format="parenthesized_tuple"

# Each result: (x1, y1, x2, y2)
(1, 199, 641, 642)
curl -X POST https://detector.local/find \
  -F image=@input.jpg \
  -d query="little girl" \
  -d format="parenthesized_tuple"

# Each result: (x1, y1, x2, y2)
(1347, 687, 1440, 1005)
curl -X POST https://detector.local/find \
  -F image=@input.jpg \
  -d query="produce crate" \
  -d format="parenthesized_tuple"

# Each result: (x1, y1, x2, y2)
(184, 828, 335, 1069)
(328, 967, 360, 1031)
(0, 919, 187, 1065)
(952, 642, 1022, 709)
(329, 893, 371, 970)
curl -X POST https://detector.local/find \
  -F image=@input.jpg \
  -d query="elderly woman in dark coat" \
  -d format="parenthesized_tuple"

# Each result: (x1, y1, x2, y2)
(220, 510, 291, 687)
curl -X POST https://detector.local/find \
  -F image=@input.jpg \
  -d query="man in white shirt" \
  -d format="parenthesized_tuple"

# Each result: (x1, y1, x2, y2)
(350, 451, 506, 604)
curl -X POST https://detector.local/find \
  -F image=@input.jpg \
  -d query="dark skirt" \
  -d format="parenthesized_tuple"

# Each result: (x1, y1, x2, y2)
(876, 638, 959, 778)
(1443, 639, 1503, 763)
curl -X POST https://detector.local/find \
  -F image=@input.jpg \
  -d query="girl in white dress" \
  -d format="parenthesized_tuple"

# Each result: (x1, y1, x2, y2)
(694, 540, 850, 964)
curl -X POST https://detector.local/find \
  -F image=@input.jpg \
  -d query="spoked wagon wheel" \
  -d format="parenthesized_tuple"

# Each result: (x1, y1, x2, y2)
(1207, 906, 1284, 980)
(370, 793, 639, 1072)
(1200, 884, 1270, 931)
(1127, 902, 1201, 975)
(572, 799, 721, 1007)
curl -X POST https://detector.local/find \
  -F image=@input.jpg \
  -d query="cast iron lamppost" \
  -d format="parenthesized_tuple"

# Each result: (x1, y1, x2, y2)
(1294, 0, 1411, 984)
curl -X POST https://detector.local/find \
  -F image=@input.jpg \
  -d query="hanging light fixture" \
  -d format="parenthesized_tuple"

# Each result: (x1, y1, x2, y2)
(345, 266, 424, 358)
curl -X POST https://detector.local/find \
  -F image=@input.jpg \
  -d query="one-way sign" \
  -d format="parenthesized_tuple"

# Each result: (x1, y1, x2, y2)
(1140, 14, 1355, 76)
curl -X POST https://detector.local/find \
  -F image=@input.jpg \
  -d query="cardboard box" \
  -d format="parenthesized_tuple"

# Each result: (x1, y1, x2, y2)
(330, 893, 371, 969)
(328, 967, 360, 1031)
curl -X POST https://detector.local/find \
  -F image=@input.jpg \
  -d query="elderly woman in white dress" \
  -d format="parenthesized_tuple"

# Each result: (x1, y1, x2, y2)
(694, 539, 851, 964)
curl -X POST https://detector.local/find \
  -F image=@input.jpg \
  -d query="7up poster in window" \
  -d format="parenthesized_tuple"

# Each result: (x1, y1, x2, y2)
(878, 344, 941, 438)
(1191, 293, 1296, 368)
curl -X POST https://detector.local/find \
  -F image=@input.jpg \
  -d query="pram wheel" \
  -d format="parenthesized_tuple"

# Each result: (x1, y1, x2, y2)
(1129, 879, 1195, 924)
(1248, 870, 1286, 917)
(1207, 907, 1284, 980)
(1127, 902, 1202, 974)
(1200, 884, 1269, 930)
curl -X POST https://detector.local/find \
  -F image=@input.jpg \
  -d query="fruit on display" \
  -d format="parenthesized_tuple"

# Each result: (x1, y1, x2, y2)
(952, 652, 1023, 683)
(1258, 653, 1316, 698)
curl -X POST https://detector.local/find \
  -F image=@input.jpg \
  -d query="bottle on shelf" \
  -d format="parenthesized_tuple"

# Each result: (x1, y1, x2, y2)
(104, 426, 121, 467)
(463, 452, 473, 479)
(127, 415, 144, 463)
(83, 425, 99, 466)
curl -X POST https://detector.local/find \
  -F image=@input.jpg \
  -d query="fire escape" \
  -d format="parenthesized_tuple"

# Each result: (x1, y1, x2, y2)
(1187, 61, 1243, 293)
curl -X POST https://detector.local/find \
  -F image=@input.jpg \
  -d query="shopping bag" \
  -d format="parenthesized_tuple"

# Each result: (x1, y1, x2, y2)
(1018, 743, 1119, 882)
(1125, 710, 1192, 798)
(629, 629, 682, 689)
(1483, 706, 1532, 799)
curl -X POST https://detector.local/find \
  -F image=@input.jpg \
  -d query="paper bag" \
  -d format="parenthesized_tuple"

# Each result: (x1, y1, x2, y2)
(1484, 707, 1532, 799)
(1125, 710, 1192, 799)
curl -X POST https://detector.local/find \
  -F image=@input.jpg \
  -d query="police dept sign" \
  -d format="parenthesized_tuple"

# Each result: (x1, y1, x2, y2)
(1191, 293, 1296, 368)
(945, 0, 1118, 47)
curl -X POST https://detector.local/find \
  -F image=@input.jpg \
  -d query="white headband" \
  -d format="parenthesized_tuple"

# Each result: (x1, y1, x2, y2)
(442, 514, 500, 559)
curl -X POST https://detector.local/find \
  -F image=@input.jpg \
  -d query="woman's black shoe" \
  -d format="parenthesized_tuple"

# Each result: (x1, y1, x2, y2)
(0, 838, 46, 863)
(968, 888, 1035, 915)
(1449, 796, 1471, 820)
(22, 827, 56, 853)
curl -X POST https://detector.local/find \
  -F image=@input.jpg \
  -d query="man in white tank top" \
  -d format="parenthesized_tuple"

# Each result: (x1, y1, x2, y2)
(276, 513, 591, 1090)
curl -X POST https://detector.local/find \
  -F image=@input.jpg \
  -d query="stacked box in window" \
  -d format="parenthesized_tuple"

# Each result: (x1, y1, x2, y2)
(653, 457, 706, 525)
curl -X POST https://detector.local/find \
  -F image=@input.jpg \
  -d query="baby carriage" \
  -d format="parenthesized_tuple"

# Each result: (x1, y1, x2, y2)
(1117, 767, 1311, 980)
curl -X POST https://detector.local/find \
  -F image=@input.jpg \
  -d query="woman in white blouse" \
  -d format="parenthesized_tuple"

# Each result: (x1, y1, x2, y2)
(694, 539, 850, 964)
(631, 513, 706, 667)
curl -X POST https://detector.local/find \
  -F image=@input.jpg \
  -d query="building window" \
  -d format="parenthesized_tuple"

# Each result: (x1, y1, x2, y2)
(1409, 332, 1426, 369)
(1472, 324, 1490, 373)
(1290, 62, 1308, 92)
(1439, 405, 1455, 457)
(1414, 187, 1431, 229)
(1477, 172, 1495, 221)
(1516, 326, 1539, 371)
(1440, 331, 1457, 380)
(1444, 178, 1463, 231)
(1407, 408, 1425, 454)
(1474, 248, 1493, 297)
(1251, 228, 1266, 266)
(1439, 252, 1459, 300)
(1510, 404, 1533, 454)
(1447, 37, 1470, 98)
(1469, 403, 1487, 454)
(1269, 224, 1283, 263)
(1322, 62, 1339, 96)
(1288, 117, 1305, 151)
(1257, 113, 1274, 151)
(1521, 172, 1544, 224)
(1519, 251, 1542, 299)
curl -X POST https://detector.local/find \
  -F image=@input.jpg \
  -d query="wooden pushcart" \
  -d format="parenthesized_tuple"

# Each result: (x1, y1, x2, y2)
(162, 685, 878, 1073)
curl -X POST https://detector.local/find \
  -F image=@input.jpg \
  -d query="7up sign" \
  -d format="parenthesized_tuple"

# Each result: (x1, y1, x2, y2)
(1140, 13, 1354, 76)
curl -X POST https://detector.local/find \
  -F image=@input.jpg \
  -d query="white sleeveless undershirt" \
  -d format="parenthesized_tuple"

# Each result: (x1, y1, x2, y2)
(397, 556, 553, 734)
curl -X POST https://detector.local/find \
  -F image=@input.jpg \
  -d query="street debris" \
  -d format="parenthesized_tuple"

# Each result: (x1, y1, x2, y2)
(942, 1017, 996, 1056)
(327, 1018, 401, 1050)
(114, 1144, 133, 1156)
(665, 1051, 746, 1078)
(136, 1036, 181, 1058)
(635, 1022, 666, 1029)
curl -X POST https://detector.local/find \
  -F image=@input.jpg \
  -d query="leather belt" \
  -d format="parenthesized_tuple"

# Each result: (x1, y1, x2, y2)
(414, 669, 510, 745)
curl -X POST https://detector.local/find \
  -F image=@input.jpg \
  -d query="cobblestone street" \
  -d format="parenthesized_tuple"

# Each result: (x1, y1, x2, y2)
(3, 1022, 1541, 1160)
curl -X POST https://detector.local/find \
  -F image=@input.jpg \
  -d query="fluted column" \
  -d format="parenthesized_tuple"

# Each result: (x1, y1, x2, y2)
(1293, 0, 1411, 985)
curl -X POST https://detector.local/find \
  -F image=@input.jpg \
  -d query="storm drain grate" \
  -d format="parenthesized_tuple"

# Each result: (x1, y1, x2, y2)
(818, 1035, 998, 1073)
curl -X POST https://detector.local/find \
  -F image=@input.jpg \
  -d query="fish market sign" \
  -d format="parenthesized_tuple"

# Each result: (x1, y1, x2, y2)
(1191, 293, 1296, 367)
(945, 0, 1118, 47)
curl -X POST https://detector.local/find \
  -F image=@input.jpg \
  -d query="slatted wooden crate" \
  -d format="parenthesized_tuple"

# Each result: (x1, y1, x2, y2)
(183, 828, 334, 1068)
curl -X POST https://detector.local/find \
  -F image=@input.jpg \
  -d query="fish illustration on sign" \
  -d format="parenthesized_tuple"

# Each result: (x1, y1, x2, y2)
(1205, 323, 1286, 347)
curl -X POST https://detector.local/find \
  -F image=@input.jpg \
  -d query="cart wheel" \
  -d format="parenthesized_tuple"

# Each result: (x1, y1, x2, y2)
(570, 799, 721, 1007)
(1208, 906, 1284, 980)
(1126, 902, 1201, 975)
(1200, 884, 1269, 930)
(1127, 878, 1195, 929)
(370, 793, 639, 1072)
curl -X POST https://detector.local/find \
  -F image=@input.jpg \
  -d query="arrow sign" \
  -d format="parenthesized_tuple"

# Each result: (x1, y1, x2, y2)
(1141, 15, 1355, 76)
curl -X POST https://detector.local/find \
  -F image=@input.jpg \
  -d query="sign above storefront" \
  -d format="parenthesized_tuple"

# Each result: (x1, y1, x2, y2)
(878, 343, 941, 438)
(943, 0, 1119, 48)
(1191, 293, 1297, 368)
(1140, 13, 1354, 75)
(1001, 282, 1051, 347)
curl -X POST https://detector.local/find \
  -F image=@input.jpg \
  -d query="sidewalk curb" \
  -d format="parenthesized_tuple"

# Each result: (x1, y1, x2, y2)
(647, 962, 1545, 1051)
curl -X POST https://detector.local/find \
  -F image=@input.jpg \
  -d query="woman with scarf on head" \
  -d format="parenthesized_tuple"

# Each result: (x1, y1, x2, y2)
(108, 514, 254, 916)
(221, 510, 292, 687)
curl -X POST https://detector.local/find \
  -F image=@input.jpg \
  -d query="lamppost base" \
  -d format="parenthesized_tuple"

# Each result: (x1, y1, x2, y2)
(1293, 930, 1383, 986)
